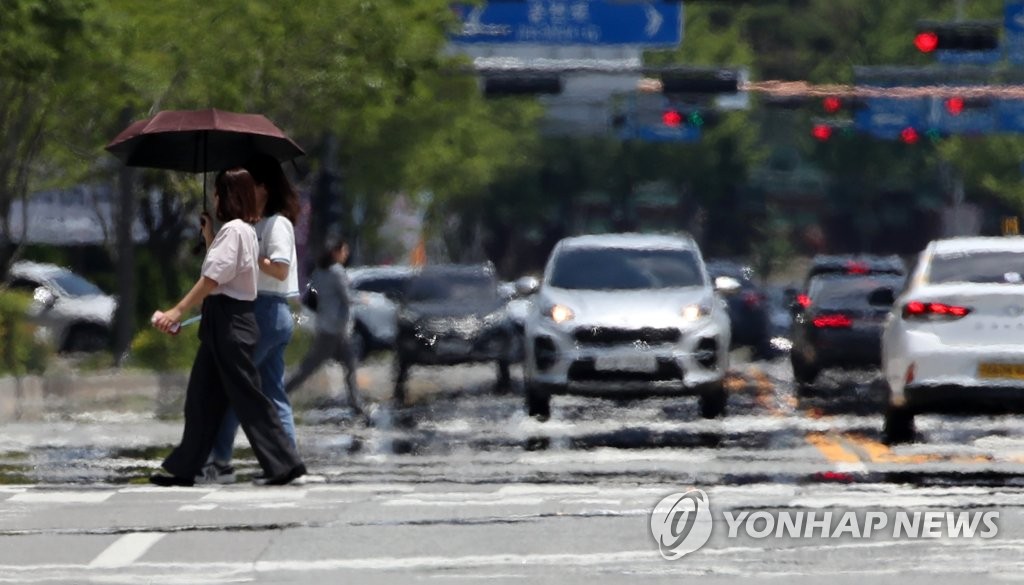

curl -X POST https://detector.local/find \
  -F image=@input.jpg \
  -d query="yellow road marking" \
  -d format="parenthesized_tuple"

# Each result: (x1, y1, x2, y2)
(806, 433, 861, 463)
(843, 433, 992, 465)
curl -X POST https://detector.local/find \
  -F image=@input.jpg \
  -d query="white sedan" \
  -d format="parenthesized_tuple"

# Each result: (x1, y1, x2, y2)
(881, 237, 1024, 443)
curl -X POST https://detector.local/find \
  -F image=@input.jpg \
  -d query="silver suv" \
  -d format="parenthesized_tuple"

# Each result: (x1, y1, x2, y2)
(521, 233, 731, 420)
(5, 261, 117, 353)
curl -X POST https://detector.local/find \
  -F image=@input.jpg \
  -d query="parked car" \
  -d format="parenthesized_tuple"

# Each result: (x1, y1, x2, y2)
(705, 260, 773, 359)
(4, 261, 116, 353)
(789, 272, 904, 389)
(522, 233, 731, 421)
(881, 237, 1024, 443)
(347, 266, 417, 357)
(393, 264, 518, 404)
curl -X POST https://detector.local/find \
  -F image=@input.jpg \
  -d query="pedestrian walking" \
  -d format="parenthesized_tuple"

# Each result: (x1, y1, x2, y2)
(200, 154, 301, 484)
(150, 167, 306, 487)
(284, 236, 365, 415)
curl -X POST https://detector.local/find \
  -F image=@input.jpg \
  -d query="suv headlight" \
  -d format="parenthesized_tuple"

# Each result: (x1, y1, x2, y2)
(681, 304, 710, 321)
(548, 304, 575, 324)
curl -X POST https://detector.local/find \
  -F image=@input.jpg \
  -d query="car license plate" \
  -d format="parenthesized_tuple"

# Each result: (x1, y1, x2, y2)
(977, 363, 1024, 380)
(436, 339, 471, 354)
(594, 355, 658, 372)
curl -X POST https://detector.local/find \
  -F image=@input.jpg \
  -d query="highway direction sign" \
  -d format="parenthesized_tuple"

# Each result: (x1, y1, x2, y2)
(451, 1, 684, 47)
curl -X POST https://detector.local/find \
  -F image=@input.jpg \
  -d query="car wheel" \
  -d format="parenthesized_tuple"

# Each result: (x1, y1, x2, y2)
(350, 325, 368, 363)
(495, 360, 512, 393)
(393, 355, 410, 406)
(791, 354, 819, 388)
(884, 404, 915, 445)
(699, 383, 728, 419)
(63, 324, 110, 353)
(525, 383, 551, 421)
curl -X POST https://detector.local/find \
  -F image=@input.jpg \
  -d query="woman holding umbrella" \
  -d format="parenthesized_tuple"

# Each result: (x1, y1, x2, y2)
(150, 167, 306, 487)
(200, 154, 302, 484)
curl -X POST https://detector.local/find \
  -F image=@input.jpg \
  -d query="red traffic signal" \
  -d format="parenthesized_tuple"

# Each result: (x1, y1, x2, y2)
(900, 127, 920, 144)
(812, 124, 834, 142)
(662, 110, 683, 127)
(915, 31, 939, 53)
(945, 97, 965, 115)
(823, 96, 842, 114)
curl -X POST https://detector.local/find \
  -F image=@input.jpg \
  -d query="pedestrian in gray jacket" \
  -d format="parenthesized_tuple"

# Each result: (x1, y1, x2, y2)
(285, 236, 364, 414)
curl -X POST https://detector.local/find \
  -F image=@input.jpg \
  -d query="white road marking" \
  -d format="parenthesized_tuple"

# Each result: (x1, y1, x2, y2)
(9, 491, 113, 504)
(89, 533, 165, 568)
(178, 503, 218, 512)
(200, 489, 306, 503)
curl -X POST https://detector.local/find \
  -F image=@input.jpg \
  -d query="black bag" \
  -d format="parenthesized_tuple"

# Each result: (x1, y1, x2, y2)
(302, 283, 318, 312)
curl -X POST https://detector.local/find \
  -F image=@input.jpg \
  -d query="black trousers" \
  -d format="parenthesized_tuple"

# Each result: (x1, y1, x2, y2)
(163, 295, 304, 480)
(284, 330, 358, 401)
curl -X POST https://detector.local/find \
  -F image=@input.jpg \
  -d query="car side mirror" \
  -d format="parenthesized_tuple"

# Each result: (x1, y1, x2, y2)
(33, 286, 56, 309)
(868, 287, 896, 307)
(515, 276, 540, 297)
(714, 276, 742, 294)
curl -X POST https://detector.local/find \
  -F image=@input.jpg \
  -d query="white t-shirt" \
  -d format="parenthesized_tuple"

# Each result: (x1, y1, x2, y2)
(255, 214, 299, 297)
(202, 219, 258, 301)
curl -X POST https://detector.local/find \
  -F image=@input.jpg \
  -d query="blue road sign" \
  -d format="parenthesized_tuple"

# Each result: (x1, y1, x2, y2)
(854, 98, 930, 140)
(450, 1, 684, 47)
(1006, 1, 1024, 64)
(621, 124, 701, 142)
(995, 99, 1024, 132)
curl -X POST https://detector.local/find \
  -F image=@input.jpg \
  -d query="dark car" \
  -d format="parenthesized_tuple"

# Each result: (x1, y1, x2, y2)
(393, 265, 518, 403)
(705, 260, 773, 359)
(794, 254, 906, 310)
(789, 273, 903, 388)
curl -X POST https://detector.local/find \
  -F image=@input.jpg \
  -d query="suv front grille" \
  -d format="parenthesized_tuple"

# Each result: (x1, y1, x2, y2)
(573, 326, 681, 345)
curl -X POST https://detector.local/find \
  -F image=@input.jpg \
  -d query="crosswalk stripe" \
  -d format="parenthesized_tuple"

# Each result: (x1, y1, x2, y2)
(89, 533, 165, 568)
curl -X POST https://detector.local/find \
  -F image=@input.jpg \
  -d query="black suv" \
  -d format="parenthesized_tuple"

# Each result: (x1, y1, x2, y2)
(789, 273, 904, 388)
(393, 265, 518, 404)
(789, 254, 906, 388)
(706, 260, 773, 359)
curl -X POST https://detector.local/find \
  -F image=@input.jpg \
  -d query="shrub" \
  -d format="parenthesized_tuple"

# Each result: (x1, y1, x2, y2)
(128, 327, 201, 372)
(0, 291, 53, 375)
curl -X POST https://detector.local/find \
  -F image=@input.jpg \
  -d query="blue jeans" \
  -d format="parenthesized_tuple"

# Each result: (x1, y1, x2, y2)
(210, 295, 296, 463)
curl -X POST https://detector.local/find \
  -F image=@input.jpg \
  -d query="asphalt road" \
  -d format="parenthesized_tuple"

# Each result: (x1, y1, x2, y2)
(2, 354, 1024, 583)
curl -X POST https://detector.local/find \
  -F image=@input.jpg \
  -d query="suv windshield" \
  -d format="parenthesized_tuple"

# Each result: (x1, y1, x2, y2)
(928, 251, 1024, 285)
(52, 272, 104, 297)
(549, 247, 704, 290)
(405, 273, 497, 303)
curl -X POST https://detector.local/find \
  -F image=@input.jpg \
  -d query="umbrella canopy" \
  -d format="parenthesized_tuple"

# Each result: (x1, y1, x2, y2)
(105, 108, 304, 173)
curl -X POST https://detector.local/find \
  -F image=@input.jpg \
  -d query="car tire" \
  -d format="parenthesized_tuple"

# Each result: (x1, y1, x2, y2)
(495, 360, 512, 393)
(699, 383, 728, 419)
(883, 404, 915, 445)
(525, 382, 551, 421)
(63, 324, 110, 353)
(393, 355, 410, 406)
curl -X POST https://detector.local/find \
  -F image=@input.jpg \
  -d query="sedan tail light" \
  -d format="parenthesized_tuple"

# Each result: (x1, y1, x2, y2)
(902, 301, 971, 321)
(812, 314, 853, 328)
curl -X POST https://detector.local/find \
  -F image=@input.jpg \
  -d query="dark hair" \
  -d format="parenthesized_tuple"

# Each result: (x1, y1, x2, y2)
(244, 153, 299, 223)
(317, 237, 347, 270)
(214, 168, 260, 224)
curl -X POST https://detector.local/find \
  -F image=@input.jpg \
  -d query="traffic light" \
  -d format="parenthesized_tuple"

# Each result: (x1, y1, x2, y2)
(900, 127, 920, 144)
(823, 96, 842, 114)
(659, 68, 740, 95)
(943, 96, 990, 116)
(914, 21, 1000, 53)
(812, 124, 834, 142)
